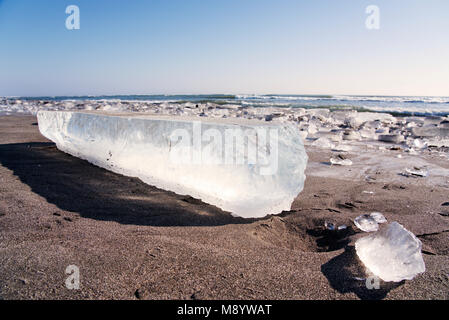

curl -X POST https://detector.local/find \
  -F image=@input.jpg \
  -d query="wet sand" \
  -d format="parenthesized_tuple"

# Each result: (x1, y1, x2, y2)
(0, 115, 448, 300)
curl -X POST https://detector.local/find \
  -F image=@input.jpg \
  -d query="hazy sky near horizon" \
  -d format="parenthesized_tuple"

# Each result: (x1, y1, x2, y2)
(0, 0, 448, 97)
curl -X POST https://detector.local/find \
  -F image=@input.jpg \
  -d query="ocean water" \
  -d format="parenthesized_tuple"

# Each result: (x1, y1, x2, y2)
(4, 94, 449, 116)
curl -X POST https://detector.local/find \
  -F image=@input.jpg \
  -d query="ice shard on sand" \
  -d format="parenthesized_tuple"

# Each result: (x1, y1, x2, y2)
(355, 222, 425, 282)
(37, 111, 308, 218)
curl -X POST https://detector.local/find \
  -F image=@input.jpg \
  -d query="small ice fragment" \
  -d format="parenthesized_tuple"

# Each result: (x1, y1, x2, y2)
(342, 130, 361, 141)
(370, 212, 387, 224)
(344, 117, 359, 129)
(337, 225, 347, 230)
(376, 128, 389, 134)
(407, 147, 418, 155)
(359, 129, 377, 140)
(355, 222, 426, 282)
(324, 221, 336, 231)
(312, 137, 333, 149)
(307, 123, 318, 135)
(330, 158, 353, 166)
(396, 154, 402, 158)
(354, 214, 379, 232)
(362, 191, 374, 194)
(332, 144, 352, 152)
(404, 168, 428, 177)
(413, 138, 427, 150)
(378, 134, 404, 144)
(353, 277, 366, 281)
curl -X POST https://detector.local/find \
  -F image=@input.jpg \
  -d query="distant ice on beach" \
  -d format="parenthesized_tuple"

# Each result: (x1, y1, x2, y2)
(1, 94, 449, 116)
(3, 95, 449, 157)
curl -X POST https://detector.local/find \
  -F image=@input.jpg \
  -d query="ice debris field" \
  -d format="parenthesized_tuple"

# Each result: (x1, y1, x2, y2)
(3, 97, 449, 153)
(2, 97, 446, 284)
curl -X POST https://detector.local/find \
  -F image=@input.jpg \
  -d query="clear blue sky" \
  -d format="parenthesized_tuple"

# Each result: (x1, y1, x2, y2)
(0, 0, 448, 96)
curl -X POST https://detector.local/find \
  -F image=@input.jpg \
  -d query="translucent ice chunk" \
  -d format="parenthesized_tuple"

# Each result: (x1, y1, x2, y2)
(332, 144, 352, 152)
(354, 214, 379, 232)
(359, 128, 377, 140)
(342, 130, 361, 141)
(378, 134, 404, 144)
(37, 111, 308, 218)
(355, 222, 426, 282)
(324, 221, 336, 231)
(354, 212, 387, 232)
(403, 168, 428, 177)
(311, 137, 333, 149)
(330, 158, 352, 166)
(412, 138, 428, 150)
(369, 212, 387, 224)
(307, 123, 318, 135)
(407, 148, 419, 155)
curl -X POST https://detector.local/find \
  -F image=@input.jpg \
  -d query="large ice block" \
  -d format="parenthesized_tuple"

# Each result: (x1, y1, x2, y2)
(37, 111, 308, 218)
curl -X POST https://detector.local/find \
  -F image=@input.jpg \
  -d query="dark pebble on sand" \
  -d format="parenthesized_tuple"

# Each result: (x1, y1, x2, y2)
(190, 292, 199, 300)
(134, 289, 142, 299)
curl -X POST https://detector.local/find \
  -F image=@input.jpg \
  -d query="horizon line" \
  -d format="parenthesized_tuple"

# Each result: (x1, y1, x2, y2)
(3, 93, 449, 99)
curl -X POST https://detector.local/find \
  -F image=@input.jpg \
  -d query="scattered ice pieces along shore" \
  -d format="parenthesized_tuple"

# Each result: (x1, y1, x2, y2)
(3, 98, 448, 157)
(355, 222, 426, 282)
(37, 110, 308, 218)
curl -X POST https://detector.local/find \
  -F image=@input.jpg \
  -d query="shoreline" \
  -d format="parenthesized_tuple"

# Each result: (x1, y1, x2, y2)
(2, 96, 449, 117)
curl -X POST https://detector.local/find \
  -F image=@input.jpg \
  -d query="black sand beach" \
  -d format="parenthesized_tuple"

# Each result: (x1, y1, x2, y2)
(0, 115, 448, 300)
